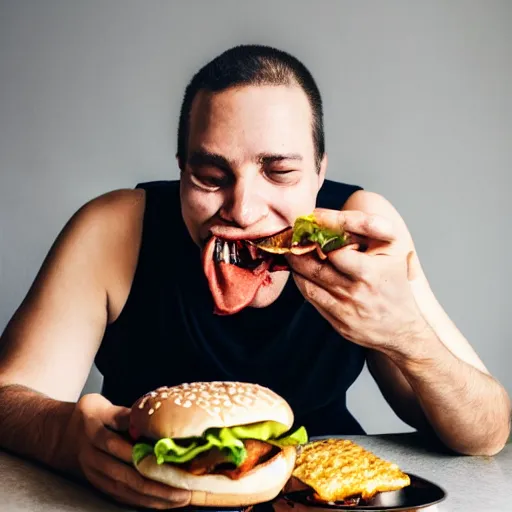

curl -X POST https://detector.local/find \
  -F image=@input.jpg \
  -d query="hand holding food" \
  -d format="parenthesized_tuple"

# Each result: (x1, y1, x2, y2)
(129, 381, 308, 507)
(285, 209, 427, 352)
(202, 213, 354, 315)
(69, 394, 191, 510)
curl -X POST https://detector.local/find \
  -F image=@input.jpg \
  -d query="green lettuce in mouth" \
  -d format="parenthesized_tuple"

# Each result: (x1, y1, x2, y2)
(132, 421, 308, 467)
(292, 214, 349, 252)
(252, 214, 349, 256)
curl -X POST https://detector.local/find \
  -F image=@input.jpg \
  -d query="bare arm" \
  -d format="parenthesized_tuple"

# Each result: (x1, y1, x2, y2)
(344, 190, 511, 455)
(0, 189, 143, 469)
(0, 385, 76, 470)
(0, 189, 194, 508)
(369, 328, 511, 455)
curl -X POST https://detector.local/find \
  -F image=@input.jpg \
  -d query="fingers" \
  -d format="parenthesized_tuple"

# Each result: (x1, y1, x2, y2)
(293, 274, 347, 330)
(294, 273, 339, 312)
(288, 247, 375, 283)
(327, 247, 377, 282)
(78, 394, 130, 433)
(87, 447, 191, 508)
(314, 208, 396, 242)
(87, 466, 189, 510)
(89, 424, 134, 464)
(101, 404, 131, 432)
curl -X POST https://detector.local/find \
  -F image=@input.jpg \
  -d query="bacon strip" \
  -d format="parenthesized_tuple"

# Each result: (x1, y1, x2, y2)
(219, 439, 275, 480)
(181, 439, 277, 480)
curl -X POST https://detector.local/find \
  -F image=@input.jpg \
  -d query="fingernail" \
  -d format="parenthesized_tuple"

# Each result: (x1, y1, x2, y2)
(168, 490, 191, 506)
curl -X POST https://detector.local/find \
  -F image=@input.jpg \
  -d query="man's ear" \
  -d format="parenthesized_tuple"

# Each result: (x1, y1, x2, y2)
(318, 153, 327, 190)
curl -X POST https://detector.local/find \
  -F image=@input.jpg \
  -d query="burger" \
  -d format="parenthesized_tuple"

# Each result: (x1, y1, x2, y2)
(203, 214, 352, 315)
(129, 381, 308, 507)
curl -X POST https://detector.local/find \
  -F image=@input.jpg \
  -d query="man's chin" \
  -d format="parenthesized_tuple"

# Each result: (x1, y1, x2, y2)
(246, 270, 290, 309)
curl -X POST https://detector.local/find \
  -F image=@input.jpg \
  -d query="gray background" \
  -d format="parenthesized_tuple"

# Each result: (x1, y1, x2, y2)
(1, 0, 511, 434)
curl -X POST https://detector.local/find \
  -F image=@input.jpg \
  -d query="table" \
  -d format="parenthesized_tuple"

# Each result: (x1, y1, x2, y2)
(0, 433, 510, 511)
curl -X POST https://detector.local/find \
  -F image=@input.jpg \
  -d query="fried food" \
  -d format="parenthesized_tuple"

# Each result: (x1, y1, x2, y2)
(292, 438, 411, 503)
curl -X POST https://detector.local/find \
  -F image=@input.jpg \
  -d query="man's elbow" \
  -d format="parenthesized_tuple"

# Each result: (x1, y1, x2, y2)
(456, 408, 511, 457)
(459, 430, 509, 457)
(484, 412, 511, 456)
(415, 414, 511, 457)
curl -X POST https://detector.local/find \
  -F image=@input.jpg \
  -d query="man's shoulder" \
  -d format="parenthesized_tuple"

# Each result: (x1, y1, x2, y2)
(317, 179, 364, 210)
(77, 187, 146, 223)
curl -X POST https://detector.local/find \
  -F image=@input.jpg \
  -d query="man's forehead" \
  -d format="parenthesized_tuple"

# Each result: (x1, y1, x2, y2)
(187, 84, 315, 159)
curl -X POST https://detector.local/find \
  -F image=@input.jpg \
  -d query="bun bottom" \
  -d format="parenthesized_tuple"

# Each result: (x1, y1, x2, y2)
(135, 445, 297, 507)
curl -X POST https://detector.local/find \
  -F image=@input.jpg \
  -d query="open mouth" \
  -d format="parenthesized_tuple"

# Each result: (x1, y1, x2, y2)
(211, 237, 289, 272)
(202, 233, 291, 317)
(203, 215, 352, 316)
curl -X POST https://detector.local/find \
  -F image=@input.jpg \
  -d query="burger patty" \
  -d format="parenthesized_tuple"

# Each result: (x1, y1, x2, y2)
(183, 439, 278, 480)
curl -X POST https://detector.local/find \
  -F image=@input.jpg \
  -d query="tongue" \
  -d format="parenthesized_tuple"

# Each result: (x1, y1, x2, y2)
(202, 237, 271, 315)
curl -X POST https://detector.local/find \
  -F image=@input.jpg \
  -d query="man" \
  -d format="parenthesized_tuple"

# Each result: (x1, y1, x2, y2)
(0, 44, 510, 510)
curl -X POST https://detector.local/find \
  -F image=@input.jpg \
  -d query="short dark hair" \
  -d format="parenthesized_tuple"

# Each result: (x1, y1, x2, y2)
(177, 44, 325, 171)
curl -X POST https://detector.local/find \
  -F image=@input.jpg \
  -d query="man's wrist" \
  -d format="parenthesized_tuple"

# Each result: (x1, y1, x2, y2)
(381, 316, 442, 374)
(52, 402, 84, 476)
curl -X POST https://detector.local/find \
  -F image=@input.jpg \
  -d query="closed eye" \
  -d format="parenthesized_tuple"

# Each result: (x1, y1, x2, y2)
(266, 169, 299, 183)
(189, 171, 230, 191)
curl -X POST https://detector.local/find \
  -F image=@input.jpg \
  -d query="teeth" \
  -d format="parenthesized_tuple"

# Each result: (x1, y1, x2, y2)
(214, 239, 223, 262)
(222, 242, 230, 263)
(230, 242, 238, 264)
(213, 239, 240, 265)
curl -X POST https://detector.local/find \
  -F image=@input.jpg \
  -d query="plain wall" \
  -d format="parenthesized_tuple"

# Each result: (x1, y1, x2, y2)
(1, 0, 511, 434)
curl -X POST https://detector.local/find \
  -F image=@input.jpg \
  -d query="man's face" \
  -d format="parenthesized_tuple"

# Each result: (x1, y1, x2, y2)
(180, 83, 326, 307)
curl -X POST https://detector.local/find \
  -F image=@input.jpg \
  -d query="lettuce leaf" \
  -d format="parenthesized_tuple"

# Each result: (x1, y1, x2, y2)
(229, 420, 290, 440)
(132, 421, 308, 467)
(292, 214, 348, 251)
(133, 443, 155, 464)
(269, 426, 308, 447)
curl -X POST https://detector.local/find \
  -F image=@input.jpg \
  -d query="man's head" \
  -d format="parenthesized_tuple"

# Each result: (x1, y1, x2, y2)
(178, 44, 328, 308)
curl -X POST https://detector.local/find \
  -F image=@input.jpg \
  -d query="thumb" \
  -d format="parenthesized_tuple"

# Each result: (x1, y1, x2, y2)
(98, 401, 131, 432)
(108, 405, 131, 432)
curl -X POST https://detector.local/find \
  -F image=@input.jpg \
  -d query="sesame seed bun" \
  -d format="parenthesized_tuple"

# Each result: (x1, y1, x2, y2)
(129, 381, 297, 507)
(130, 381, 294, 440)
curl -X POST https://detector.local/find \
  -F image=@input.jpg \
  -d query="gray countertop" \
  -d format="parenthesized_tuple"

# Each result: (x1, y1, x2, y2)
(0, 433, 510, 512)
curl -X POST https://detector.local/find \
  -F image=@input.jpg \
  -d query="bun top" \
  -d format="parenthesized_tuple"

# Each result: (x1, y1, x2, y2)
(130, 381, 294, 440)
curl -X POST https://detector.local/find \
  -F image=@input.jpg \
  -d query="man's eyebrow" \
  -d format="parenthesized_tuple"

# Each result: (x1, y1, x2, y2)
(257, 153, 303, 165)
(188, 150, 231, 170)
(187, 150, 303, 169)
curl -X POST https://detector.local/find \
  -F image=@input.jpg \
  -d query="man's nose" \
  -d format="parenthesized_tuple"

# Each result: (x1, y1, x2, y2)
(220, 181, 269, 228)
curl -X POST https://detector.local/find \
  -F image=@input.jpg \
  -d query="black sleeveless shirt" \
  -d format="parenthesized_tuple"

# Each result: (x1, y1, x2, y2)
(95, 179, 367, 437)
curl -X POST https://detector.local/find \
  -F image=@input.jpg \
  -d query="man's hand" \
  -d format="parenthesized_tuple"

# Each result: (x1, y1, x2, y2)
(287, 207, 428, 354)
(67, 393, 191, 510)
